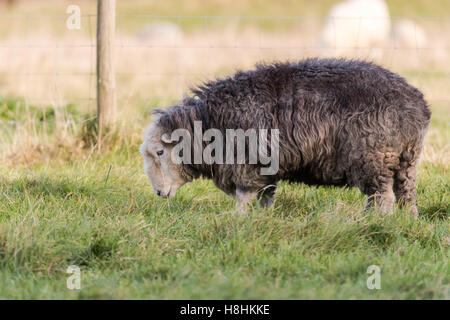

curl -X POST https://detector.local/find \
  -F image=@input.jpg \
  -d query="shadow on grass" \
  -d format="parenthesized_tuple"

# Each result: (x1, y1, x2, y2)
(419, 204, 449, 221)
(69, 236, 116, 268)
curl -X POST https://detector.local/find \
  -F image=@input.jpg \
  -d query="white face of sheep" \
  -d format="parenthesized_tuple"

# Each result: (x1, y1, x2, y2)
(139, 124, 187, 198)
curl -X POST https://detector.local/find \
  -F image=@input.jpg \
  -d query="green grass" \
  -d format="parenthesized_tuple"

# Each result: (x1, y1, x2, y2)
(0, 0, 448, 299)
(0, 102, 448, 299)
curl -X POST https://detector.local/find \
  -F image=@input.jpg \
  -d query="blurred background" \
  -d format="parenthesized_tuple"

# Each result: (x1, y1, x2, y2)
(0, 0, 448, 163)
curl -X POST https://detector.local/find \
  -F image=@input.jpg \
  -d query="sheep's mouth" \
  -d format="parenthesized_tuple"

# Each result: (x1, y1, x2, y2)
(157, 187, 172, 198)
(161, 192, 170, 199)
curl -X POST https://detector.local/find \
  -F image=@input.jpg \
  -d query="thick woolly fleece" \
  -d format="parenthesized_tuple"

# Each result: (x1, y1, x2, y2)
(153, 58, 431, 212)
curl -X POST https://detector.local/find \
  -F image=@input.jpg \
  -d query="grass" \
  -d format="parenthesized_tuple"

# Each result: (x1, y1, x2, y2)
(0, 99, 448, 299)
(0, 0, 448, 301)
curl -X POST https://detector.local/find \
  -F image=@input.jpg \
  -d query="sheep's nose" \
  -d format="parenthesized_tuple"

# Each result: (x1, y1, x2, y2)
(156, 190, 162, 197)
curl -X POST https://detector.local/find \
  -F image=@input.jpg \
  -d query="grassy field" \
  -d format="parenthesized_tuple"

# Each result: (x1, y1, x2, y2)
(0, 100, 448, 299)
(0, 0, 449, 300)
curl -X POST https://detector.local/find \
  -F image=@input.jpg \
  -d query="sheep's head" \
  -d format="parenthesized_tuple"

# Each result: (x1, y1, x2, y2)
(139, 124, 187, 198)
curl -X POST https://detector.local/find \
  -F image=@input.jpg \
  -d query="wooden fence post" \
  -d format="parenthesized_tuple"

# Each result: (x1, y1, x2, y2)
(96, 0, 116, 136)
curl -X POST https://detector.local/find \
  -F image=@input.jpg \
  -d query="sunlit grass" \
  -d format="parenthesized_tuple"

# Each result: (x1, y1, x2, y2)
(0, 0, 448, 300)
(0, 99, 448, 299)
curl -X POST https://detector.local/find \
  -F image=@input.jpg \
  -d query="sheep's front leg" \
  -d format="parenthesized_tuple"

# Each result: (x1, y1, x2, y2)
(235, 188, 257, 213)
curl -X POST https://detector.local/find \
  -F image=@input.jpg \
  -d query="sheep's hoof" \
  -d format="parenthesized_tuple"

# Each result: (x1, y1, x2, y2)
(409, 205, 419, 220)
(235, 205, 250, 215)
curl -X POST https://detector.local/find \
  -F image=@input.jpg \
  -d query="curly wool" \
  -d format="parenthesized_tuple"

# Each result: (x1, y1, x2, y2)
(154, 58, 431, 209)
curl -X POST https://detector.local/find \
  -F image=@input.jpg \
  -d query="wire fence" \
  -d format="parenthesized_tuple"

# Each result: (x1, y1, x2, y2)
(0, 12, 449, 125)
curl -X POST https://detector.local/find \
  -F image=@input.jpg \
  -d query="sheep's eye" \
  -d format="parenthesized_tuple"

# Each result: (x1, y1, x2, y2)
(156, 150, 164, 156)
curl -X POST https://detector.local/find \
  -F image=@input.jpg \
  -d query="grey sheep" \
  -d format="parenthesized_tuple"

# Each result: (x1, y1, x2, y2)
(140, 58, 430, 216)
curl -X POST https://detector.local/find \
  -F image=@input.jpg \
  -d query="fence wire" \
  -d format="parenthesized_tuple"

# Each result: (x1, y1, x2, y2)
(0, 13, 449, 124)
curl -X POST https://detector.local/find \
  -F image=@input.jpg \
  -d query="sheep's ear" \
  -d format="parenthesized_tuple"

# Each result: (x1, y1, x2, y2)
(161, 133, 173, 144)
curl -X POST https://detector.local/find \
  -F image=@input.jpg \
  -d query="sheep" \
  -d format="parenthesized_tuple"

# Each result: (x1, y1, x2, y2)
(140, 58, 430, 216)
(320, 0, 391, 55)
(392, 19, 427, 49)
(136, 22, 182, 46)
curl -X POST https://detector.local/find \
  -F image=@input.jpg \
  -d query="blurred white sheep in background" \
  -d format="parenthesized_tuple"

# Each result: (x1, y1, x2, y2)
(136, 21, 183, 46)
(392, 19, 427, 49)
(320, 0, 391, 56)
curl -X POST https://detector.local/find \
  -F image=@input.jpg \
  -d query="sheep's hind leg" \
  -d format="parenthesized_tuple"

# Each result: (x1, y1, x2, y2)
(360, 167, 395, 213)
(364, 188, 395, 213)
(394, 164, 419, 219)
(235, 188, 258, 213)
